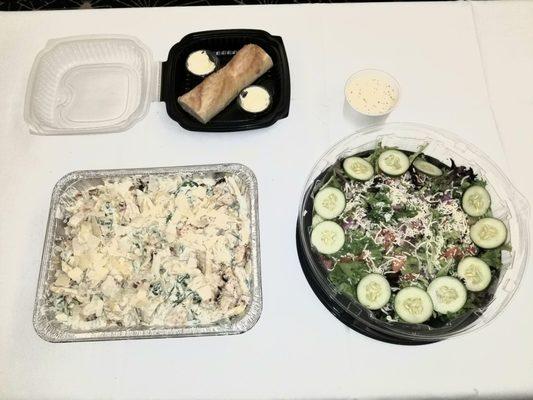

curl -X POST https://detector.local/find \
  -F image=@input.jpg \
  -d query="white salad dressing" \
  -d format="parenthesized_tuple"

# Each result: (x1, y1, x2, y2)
(238, 85, 271, 113)
(186, 50, 217, 77)
(345, 69, 400, 116)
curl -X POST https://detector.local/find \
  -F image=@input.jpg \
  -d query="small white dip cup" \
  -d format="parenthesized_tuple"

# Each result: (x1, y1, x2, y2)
(344, 69, 400, 117)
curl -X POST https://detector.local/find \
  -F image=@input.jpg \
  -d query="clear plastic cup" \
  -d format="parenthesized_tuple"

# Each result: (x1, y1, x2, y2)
(344, 69, 400, 117)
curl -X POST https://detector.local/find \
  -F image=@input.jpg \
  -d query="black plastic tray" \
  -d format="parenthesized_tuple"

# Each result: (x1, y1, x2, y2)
(161, 29, 291, 132)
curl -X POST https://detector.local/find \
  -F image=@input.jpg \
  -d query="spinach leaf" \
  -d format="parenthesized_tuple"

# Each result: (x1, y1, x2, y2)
(165, 213, 173, 223)
(338, 231, 384, 264)
(366, 143, 388, 172)
(329, 261, 368, 298)
(393, 206, 418, 220)
(436, 259, 454, 277)
(479, 249, 503, 269)
(438, 292, 480, 320)
(366, 191, 391, 207)
(403, 256, 420, 274)
(365, 190, 392, 223)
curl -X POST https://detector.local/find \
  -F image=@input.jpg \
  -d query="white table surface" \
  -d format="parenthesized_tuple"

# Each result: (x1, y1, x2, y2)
(1, 1, 532, 399)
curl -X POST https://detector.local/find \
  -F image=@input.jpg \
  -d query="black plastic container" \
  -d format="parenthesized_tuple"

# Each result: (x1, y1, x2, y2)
(162, 29, 291, 132)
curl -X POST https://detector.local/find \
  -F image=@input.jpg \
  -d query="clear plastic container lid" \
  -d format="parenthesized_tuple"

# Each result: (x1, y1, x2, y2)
(24, 35, 160, 135)
(297, 122, 530, 343)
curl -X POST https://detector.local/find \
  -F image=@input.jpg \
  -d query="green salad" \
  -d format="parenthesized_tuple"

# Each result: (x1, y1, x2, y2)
(309, 144, 510, 325)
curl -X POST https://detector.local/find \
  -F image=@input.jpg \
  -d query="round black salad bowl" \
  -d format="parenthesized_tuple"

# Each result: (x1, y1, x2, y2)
(296, 123, 529, 344)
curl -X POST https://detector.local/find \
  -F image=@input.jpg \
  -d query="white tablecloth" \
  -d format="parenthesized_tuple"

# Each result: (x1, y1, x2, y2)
(1, 2, 532, 399)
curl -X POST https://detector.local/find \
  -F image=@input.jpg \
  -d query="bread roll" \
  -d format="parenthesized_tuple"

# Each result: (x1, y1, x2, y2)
(178, 44, 273, 124)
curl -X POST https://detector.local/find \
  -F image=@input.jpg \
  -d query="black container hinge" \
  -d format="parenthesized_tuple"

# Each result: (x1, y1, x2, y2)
(160, 61, 168, 103)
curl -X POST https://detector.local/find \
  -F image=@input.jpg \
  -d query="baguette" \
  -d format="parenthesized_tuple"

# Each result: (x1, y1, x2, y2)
(178, 44, 273, 124)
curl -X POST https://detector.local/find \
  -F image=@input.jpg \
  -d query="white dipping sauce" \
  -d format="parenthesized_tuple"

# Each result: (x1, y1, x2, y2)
(345, 69, 400, 116)
(186, 50, 217, 77)
(238, 85, 271, 113)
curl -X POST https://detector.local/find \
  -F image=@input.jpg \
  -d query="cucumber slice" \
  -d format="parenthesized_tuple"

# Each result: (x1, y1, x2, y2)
(378, 150, 410, 176)
(343, 157, 374, 181)
(311, 221, 345, 254)
(394, 287, 434, 324)
(462, 186, 491, 217)
(470, 217, 507, 249)
(413, 159, 443, 177)
(314, 187, 346, 219)
(457, 256, 492, 291)
(427, 276, 467, 314)
(312, 214, 324, 228)
(356, 273, 391, 310)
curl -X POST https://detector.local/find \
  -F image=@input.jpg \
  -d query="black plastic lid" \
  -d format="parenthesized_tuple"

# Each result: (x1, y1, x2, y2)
(161, 29, 291, 132)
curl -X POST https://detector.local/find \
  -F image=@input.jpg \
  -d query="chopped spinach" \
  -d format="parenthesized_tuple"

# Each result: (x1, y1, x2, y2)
(149, 282, 162, 296)
(365, 190, 393, 223)
(177, 273, 190, 285)
(190, 292, 202, 304)
(181, 181, 199, 188)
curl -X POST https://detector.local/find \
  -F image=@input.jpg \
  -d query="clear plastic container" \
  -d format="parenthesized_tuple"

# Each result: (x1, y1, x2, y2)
(24, 30, 290, 135)
(24, 35, 158, 135)
(297, 122, 529, 344)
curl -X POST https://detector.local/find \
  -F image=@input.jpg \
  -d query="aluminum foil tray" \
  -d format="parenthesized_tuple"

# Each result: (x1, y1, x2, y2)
(33, 163, 261, 342)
